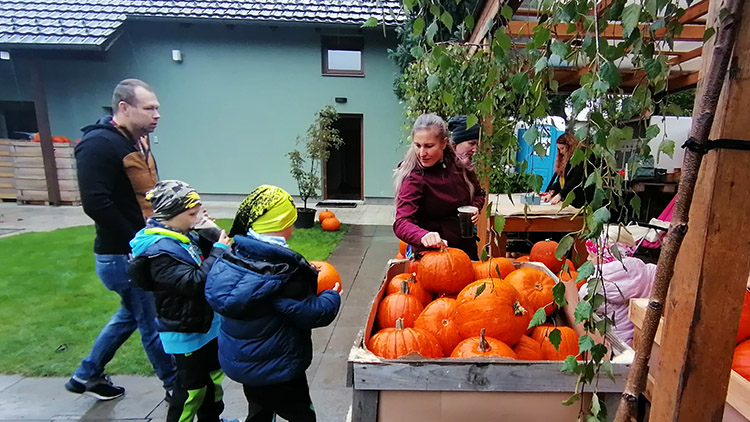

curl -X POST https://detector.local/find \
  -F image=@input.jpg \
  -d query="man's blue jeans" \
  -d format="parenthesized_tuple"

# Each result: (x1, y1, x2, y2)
(72, 254, 176, 390)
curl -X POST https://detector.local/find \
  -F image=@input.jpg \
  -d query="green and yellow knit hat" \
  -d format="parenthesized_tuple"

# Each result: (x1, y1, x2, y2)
(229, 185, 297, 236)
(145, 180, 201, 221)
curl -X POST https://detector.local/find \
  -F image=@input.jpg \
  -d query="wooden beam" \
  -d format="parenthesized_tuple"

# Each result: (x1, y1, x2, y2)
(593, 0, 614, 17)
(468, 0, 500, 46)
(649, 1, 750, 421)
(508, 21, 706, 41)
(668, 46, 703, 65)
(30, 60, 61, 205)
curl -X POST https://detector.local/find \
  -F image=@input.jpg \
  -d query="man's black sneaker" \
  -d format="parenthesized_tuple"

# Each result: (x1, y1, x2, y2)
(65, 375, 125, 401)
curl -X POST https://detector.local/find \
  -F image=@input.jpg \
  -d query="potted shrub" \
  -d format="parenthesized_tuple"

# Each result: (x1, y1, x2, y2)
(288, 105, 343, 228)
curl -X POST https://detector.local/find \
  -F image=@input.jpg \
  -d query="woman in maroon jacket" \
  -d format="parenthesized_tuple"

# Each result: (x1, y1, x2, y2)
(393, 113, 486, 260)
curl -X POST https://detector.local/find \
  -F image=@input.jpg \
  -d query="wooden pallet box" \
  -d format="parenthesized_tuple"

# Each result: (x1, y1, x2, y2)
(630, 298, 750, 421)
(0, 140, 15, 200)
(348, 260, 634, 422)
(10, 140, 80, 204)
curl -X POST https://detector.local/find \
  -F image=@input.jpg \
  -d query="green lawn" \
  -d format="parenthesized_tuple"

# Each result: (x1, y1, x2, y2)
(0, 221, 348, 376)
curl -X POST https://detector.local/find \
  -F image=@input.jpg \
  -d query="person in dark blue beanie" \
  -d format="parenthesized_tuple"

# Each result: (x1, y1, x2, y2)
(448, 115, 480, 164)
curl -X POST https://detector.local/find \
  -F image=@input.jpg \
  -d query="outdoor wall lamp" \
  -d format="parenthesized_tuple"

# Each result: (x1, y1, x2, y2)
(171, 49, 183, 63)
(0, 51, 10, 60)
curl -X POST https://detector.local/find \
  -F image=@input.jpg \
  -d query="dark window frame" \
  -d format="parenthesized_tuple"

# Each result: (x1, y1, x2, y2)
(321, 36, 364, 77)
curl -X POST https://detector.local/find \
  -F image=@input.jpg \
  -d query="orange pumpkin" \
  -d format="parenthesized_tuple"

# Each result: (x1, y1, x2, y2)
(414, 298, 463, 356)
(309, 261, 341, 294)
(453, 278, 530, 346)
(516, 256, 530, 262)
(513, 335, 543, 360)
(450, 328, 517, 359)
(387, 273, 433, 306)
(531, 325, 580, 360)
(559, 259, 578, 282)
(737, 289, 750, 345)
(417, 247, 474, 294)
(472, 257, 516, 280)
(396, 252, 406, 259)
(368, 318, 443, 359)
(407, 259, 419, 274)
(530, 240, 564, 273)
(733, 340, 750, 381)
(321, 217, 341, 231)
(318, 210, 335, 222)
(398, 240, 408, 256)
(504, 267, 557, 316)
(377, 280, 424, 328)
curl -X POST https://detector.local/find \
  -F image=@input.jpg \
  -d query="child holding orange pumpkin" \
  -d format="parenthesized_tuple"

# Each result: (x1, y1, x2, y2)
(205, 185, 341, 422)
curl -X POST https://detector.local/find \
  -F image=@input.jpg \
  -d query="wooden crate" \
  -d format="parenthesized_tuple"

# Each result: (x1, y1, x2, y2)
(348, 260, 635, 422)
(10, 140, 80, 204)
(0, 140, 15, 200)
(630, 299, 750, 421)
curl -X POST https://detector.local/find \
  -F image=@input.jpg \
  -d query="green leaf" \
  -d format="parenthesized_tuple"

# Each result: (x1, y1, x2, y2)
(511, 72, 530, 92)
(426, 73, 440, 91)
(466, 114, 479, 132)
(645, 58, 664, 80)
(556, 235, 574, 260)
(602, 360, 617, 382)
(403, 0, 416, 10)
(532, 26, 551, 47)
(550, 40, 570, 59)
(412, 17, 425, 35)
(425, 21, 438, 43)
(579, 334, 595, 353)
(535, 56, 548, 72)
(549, 328, 562, 351)
(362, 17, 378, 28)
(574, 301, 593, 324)
(523, 126, 539, 145)
(495, 30, 512, 52)
(480, 249, 489, 262)
(600, 61, 621, 88)
(586, 278, 602, 297)
(561, 356, 579, 374)
(501, 5, 513, 20)
(703, 27, 716, 42)
(528, 308, 548, 330)
(585, 171, 598, 188)
(570, 87, 588, 111)
(440, 11, 454, 30)
(549, 79, 559, 92)
(561, 191, 576, 209)
(593, 80, 610, 94)
(592, 393, 602, 416)
(663, 103, 685, 116)
(645, 0, 658, 18)
(533, 143, 547, 158)
(409, 45, 425, 59)
(593, 206, 611, 225)
(622, 3, 641, 38)
(552, 281, 568, 307)
(464, 15, 475, 31)
(474, 283, 486, 298)
(630, 195, 642, 218)
(570, 148, 585, 166)
(442, 91, 454, 106)
(659, 139, 676, 159)
(645, 124, 661, 140)
(610, 243, 623, 261)
(528, 174, 544, 193)
(494, 215, 506, 233)
(575, 261, 594, 282)
(591, 188, 606, 210)
(591, 343, 608, 362)
(561, 392, 581, 406)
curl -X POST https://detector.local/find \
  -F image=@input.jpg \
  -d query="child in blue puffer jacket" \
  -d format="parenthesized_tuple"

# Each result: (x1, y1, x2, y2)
(128, 180, 236, 422)
(205, 185, 342, 422)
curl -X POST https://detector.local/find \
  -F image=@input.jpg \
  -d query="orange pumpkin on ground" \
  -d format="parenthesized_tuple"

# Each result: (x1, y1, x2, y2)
(472, 257, 516, 280)
(387, 273, 433, 306)
(733, 340, 750, 381)
(417, 247, 474, 294)
(368, 318, 443, 359)
(377, 280, 424, 328)
(321, 217, 341, 231)
(318, 210, 335, 222)
(414, 298, 463, 356)
(531, 325, 580, 361)
(505, 267, 557, 316)
(453, 278, 530, 346)
(398, 240, 408, 256)
(407, 259, 419, 274)
(530, 240, 564, 273)
(736, 289, 750, 345)
(450, 328, 517, 359)
(513, 335, 543, 360)
(516, 256, 530, 262)
(309, 261, 341, 294)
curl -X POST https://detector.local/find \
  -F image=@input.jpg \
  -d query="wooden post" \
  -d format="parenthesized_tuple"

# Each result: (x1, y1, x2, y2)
(649, 1, 750, 420)
(31, 60, 61, 205)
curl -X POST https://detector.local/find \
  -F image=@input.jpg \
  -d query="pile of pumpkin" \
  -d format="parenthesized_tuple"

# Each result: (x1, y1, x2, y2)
(318, 209, 341, 232)
(368, 244, 581, 360)
(733, 288, 750, 381)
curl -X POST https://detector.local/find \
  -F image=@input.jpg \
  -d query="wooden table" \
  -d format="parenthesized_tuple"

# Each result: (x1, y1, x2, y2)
(488, 194, 586, 263)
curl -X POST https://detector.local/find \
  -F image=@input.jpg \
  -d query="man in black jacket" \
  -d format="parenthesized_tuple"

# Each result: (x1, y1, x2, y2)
(65, 79, 176, 400)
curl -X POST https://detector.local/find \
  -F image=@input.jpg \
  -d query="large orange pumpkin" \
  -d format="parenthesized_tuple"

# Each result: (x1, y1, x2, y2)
(531, 325, 580, 360)
(321, 217, 341, 231)
(368, 318, 443, 359)
(737, 289, 750, 345)
(318, 210, 335, 222)
(530, 240, 564, 273)
(512, 335, 543, 360)
(398, 240, 408, 256)
(504, 267, 557, 316)
(309, 261, 341, 294)
(450, 328, 517, 359)
(417, 247, 474, 294)
(387, 273, 433, 306)
(377, 280, 424, 328)
(733, 340, 750, 381)
(453, 278, 530, 346)
(472, 257, 515, 280)
(414, 298, 463, 356)
(559, 259, 578, 282)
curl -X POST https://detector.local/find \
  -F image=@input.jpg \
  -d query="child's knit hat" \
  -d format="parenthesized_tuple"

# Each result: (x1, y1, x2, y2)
(145, 180, 201, 221)
(585, 224, 637, 263)
(229, 185, 297, 236)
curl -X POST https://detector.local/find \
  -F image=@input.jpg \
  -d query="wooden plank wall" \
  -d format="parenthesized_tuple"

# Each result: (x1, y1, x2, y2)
(9, 140, 80, 204)
(0, 140, 14, 200)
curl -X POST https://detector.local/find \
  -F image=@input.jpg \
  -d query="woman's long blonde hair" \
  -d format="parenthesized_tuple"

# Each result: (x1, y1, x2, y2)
(393, 113, 475, 200)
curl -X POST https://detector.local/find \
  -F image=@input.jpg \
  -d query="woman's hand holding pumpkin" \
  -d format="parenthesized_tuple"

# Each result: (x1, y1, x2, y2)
(421, 232, 447, 248)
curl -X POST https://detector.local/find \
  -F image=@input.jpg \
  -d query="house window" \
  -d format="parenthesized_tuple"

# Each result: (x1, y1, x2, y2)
(322, 36, 364, 76)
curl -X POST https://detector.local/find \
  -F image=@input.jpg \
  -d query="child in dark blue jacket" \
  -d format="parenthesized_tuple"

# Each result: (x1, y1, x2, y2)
(205, 185, 342, 422)
(128, 180, 236, 422)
